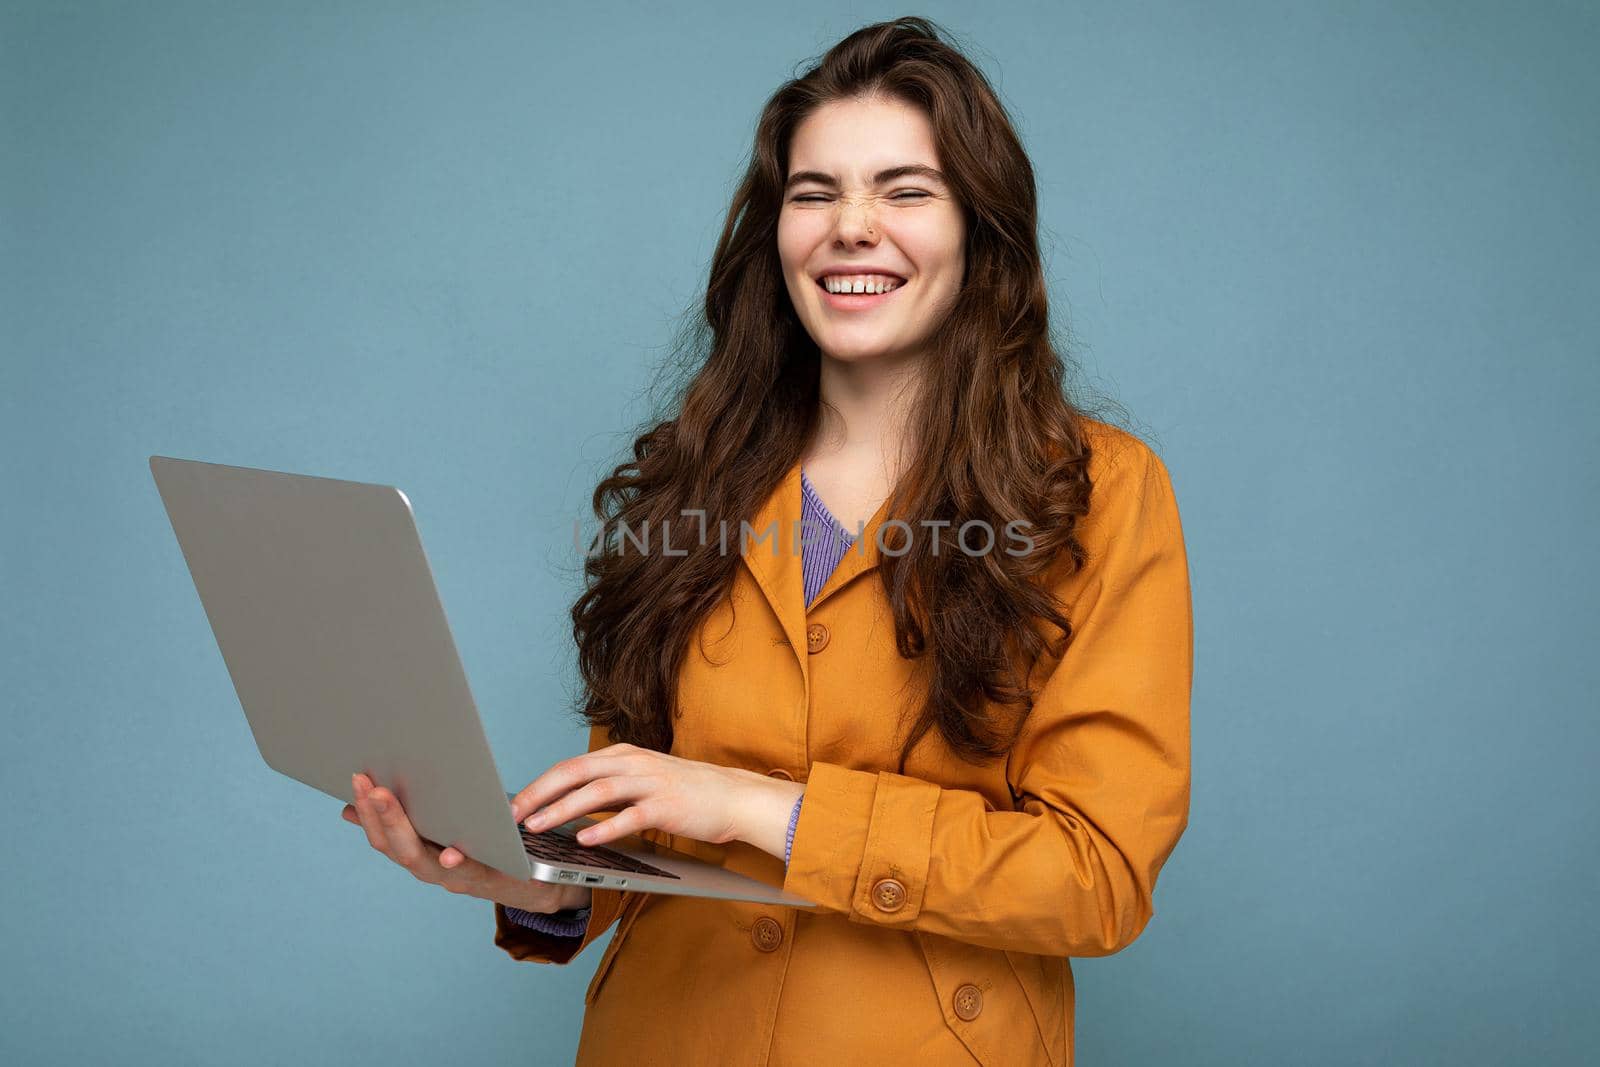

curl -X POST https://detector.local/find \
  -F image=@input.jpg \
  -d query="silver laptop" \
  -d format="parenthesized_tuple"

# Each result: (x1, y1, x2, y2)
(149, 454, 812, 908)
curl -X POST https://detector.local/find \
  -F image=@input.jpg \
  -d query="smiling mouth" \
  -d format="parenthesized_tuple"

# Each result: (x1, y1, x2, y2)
(815, 277, 908, 307)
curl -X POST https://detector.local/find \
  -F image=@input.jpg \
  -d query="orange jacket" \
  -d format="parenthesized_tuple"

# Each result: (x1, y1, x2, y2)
(493, 418, 1194, 1066)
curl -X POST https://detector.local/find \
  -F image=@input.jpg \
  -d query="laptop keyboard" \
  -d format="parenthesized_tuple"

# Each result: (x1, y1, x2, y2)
(518, 825, 680, 880)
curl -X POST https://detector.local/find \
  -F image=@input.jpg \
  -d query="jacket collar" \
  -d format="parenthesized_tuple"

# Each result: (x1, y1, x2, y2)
(739, 457, 895, 665)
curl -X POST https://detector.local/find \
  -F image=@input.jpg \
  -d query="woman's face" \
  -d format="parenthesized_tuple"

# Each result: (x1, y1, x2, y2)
(778, 94, 965, 370)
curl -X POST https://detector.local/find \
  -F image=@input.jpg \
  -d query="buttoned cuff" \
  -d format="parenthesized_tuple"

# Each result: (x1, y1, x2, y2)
(781, 760, 941, 927)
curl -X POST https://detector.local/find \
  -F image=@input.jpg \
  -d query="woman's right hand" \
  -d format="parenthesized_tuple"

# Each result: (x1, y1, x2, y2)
(342, 772, 592, 916)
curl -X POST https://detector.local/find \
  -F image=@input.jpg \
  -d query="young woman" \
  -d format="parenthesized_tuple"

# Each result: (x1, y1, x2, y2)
(344, 17, 1192, 1065)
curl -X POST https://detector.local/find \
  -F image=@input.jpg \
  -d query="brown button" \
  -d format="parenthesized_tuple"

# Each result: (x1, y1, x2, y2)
(953, 983, 983, 1021)
(751, 916, 783, 952)
(805, 622, 830, 653)
(766, 768, 794, 781)
(870, 877, 906, 912)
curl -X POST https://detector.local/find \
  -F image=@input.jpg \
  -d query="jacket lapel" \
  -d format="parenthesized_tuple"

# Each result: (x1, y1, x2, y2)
(739, 459, 809, 672)
(739, 459, 897, 676)
(807, 482, 894, 610)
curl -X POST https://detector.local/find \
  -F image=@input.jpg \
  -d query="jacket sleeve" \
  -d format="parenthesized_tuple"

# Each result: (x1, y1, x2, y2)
(781, 440, 1193, 958)
(492, 722, 649, 964)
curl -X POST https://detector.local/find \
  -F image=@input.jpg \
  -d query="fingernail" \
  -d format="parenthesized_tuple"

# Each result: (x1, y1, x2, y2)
(372, 794, 388, 813)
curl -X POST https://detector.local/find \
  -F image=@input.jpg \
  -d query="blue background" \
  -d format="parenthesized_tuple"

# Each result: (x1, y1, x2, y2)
(4, 2, 1596, 1063)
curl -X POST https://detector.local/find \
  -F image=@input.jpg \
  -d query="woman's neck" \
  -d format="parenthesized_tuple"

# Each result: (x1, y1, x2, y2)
(801, 352, 924, 525)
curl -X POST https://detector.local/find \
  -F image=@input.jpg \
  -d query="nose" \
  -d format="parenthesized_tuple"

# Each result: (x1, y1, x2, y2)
(831, 194, 880, 246)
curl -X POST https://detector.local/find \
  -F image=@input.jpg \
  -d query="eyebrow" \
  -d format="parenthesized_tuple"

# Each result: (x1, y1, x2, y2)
(783, 164, 948, 191)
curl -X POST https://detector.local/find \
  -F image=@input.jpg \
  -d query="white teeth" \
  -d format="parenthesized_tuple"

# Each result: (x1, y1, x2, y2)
(821, 274, 903, 295)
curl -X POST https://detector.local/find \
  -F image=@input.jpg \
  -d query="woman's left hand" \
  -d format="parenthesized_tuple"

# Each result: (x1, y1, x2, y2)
(497, 743, 801, 855)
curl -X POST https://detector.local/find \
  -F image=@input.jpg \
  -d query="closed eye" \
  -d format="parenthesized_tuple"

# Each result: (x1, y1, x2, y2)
(791, 191, 931, 203)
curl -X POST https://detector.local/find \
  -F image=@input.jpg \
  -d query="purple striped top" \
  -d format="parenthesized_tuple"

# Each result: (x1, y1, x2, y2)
(799, 469, 856, 606)
(507, 468, 845, 937)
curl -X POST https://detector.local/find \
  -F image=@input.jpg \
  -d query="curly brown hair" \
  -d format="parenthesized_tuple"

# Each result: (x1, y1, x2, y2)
(567, 16, 1138, 772)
